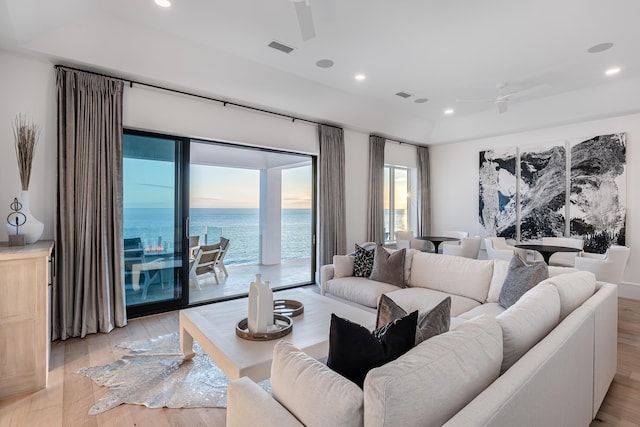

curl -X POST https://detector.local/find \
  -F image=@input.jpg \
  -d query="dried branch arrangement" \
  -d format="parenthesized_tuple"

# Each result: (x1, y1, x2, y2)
(12, 114, 40, 191)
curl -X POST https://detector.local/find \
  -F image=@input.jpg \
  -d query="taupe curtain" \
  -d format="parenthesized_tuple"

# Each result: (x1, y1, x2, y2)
(366, 135, 385, 243)
(53, 67, 126, 340)
(318, 125, 346, 266)
(417, 145, 431, 237)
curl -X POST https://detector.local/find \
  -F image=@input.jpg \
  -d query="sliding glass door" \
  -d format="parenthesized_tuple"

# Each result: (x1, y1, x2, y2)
(188, 141, 315, 304)
(123, 131, 188, 316)
(122, 130, 316, 314)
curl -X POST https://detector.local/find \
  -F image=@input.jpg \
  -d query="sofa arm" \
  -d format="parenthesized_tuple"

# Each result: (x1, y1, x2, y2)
(319, 264, 335, 295)
(227, 377, 303, 427)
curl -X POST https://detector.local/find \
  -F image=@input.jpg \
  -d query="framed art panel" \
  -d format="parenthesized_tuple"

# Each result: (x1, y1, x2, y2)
(479, 148, 517, 239)
(519, 142, 567, 241)
(569, 133, 626, 253)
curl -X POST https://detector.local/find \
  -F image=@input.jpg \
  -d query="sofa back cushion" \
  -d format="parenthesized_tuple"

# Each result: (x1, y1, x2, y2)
(496, 283, 561, 374)
(363, 315, 503, 427)
(333, 255, 355, 278)
(409, 252, 494, 302)
(271, 341, 364, 427)
(538, 271, 597, 320)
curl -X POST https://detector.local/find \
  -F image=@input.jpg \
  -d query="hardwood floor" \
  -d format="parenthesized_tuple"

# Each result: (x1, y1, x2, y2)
(1, 298, 640, 426)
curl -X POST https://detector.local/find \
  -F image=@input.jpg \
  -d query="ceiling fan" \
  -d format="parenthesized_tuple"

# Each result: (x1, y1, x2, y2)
(456, 82, 549, 114)
(292, 0, 316, 41)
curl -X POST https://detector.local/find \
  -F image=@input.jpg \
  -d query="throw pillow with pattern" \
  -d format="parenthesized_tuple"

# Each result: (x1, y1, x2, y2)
(353, 244, 375, 277)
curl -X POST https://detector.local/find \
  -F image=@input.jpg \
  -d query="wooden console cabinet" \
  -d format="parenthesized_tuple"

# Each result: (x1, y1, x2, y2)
(0, 241, 53, 399)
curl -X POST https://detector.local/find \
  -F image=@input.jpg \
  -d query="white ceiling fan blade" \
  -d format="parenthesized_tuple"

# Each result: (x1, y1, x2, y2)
(294, 1, 316, 41)
(455, 98, 493, 103)
(503, 83, 551, 101)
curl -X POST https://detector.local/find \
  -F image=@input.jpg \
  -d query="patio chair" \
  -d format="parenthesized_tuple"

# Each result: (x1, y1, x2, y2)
(189, 237, 231, 288)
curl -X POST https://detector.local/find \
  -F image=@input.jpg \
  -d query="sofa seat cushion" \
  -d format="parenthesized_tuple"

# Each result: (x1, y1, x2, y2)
(385, 287, 480, 316)
(496, 283, 561, 374)
(325, 277, 400, 308)
(271, 341, 364, 427)
(457, 302, 505, 320)
(409, 252, 494, 303)
(538, 271, 597, 319)
(363, 315, 503, 427)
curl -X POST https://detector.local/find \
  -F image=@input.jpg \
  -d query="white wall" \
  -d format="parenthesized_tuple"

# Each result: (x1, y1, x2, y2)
(0, 51, 379, 257)
(429, 113, 639, 286)
(0, 51, 56, 242)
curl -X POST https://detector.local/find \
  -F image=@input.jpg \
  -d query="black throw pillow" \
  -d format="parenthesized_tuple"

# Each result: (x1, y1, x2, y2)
(326, 311, 418, 388)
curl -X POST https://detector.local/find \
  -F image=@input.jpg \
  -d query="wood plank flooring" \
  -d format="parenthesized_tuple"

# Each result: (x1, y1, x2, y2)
(2, 298, 640, 426)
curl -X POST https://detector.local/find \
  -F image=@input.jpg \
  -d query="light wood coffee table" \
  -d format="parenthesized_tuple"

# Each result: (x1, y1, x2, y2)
(179, 288, 375, 382)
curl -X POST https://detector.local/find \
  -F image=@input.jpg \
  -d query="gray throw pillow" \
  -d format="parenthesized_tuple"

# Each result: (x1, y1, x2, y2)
(499, 255, 549, 308)
(353, 244, 375, 277)
(376, 294, 451, 345)
(369, 245, 405, 288)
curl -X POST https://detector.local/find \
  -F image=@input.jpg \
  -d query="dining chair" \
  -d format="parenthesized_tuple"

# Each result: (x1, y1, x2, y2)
(443, 236, 481, 259)
(484, 237, 527, 261)
(395, 230, 413, 250)
(438, 230, 469, 253)
(574, 245, 630, 284)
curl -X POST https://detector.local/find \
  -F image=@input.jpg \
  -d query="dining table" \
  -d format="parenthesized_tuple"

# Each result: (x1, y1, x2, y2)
(514, 244, 582, 265)
(415, 236, 460, 253)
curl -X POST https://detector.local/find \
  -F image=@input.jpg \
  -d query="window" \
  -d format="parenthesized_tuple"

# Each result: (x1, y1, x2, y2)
(384, 166, 412, 243)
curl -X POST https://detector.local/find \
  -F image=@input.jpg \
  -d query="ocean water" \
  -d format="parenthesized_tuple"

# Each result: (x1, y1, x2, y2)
(124, 208, 312, 265)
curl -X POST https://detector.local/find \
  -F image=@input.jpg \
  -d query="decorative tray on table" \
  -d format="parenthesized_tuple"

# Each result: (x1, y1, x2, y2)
(273, 299, 304, 317)
(235, 314, 293, 341)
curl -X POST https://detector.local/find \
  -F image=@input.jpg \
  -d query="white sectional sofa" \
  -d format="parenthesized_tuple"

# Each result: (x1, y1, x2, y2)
(227, 249, 617, 427)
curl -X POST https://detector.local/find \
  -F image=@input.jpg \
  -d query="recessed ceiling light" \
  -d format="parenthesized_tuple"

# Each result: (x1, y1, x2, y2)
(605, 67, 621, 76)
(444, 109, 454, 115)
(355, 74, 366, 81)
(414, 98, 428, 104)
(588, 42, 613, 53)
(316, 59, 334, 68)
(155, 0, 171, 7)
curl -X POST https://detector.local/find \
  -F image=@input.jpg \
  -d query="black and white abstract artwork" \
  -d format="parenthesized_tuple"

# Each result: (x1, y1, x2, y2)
(570, 133, 626, 253)
(519, 143, 567, 240)
(479, 148, 517, 239)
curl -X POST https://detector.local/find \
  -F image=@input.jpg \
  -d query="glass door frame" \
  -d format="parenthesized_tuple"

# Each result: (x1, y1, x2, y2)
(124, 128, 191, 318)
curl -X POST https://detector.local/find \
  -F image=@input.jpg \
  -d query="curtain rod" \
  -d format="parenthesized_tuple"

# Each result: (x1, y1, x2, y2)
(370, 134, 421, 148)
(54, 64, 341, 129)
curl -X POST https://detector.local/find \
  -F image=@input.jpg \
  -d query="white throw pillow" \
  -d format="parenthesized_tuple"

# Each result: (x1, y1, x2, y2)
(333, 255, 355, 278)
(496, 283, 561, 374)
(539, 271, 596, 319)
(271, 341, 364, 427)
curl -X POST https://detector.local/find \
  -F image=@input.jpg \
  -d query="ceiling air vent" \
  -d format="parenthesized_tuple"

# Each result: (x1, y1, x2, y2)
(268, 40, 295, 54)
(395, 91, 412, 98)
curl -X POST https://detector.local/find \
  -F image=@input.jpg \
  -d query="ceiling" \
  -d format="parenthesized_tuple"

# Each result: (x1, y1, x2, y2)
(2, 0, 640, 144)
